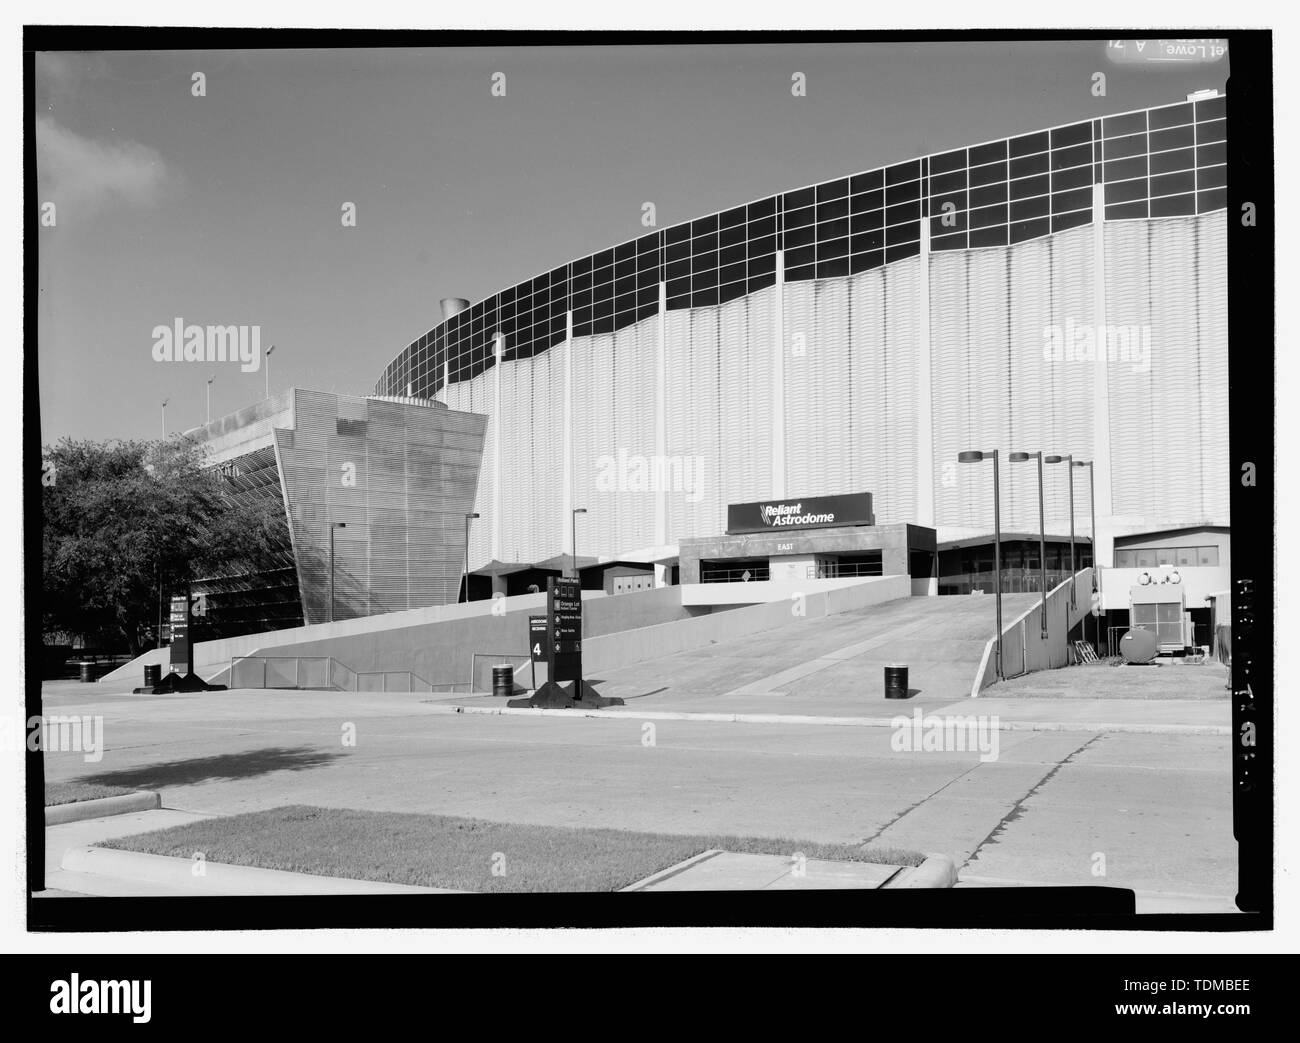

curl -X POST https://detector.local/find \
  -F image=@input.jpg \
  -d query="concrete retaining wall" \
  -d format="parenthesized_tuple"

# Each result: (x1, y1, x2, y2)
(972, 568, 1094, 695)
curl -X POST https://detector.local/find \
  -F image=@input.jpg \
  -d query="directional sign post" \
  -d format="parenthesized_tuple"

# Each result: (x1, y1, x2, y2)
(508, 576, 622, 708)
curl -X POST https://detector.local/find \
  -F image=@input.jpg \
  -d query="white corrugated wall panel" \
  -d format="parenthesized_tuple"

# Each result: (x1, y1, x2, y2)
(608, 315, 659, 552)
(719, 289, 775, 511)
(1195, 212, 1230, 523)
(663, 308, 723, 542)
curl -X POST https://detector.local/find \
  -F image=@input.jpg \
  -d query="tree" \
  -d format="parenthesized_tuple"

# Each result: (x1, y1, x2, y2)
(41, 437, 290, 655)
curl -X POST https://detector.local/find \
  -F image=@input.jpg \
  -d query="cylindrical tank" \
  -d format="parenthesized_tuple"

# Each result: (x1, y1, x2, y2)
(492, 664, 515, 698)
(143, 664, 162, 688)
(884, 664, 910, 699)
(1120, 628, 1159, 664)
(78, 661, 95, 683)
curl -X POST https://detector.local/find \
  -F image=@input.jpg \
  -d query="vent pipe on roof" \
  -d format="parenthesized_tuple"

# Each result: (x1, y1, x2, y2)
(440, 298, 470, 321)
(1186, 88, 1220, 102)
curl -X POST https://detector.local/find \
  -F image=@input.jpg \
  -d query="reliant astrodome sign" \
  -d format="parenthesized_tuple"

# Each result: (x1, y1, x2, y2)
(726, 493, 875, 535)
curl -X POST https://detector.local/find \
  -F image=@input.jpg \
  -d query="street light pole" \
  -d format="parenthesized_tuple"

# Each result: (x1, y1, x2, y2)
(329, 522, 346, 622)
(206, 376, 214, 424)
(1010, 451, 1048, 637)
(571, 508, 587, 581)
(1045, 454, 1078, 610)
(958, 449, 1003, 680)
(161, 398, 168, 440)
(462, 512, 480, 603)
(265, 343, 276, 399)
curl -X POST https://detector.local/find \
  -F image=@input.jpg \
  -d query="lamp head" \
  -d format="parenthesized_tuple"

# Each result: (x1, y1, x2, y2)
(1044, 454, 1066, 464)
(957, 451, 985, 463)
(1008, 451, 1033, 463)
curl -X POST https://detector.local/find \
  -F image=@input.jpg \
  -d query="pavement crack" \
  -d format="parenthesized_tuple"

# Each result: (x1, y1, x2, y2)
(962, 733, 1105, 868)
(858, 759, 989, 847)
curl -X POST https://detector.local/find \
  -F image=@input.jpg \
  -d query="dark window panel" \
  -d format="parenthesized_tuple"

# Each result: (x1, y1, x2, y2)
(572, 253, 593, 277)
(816, 256, 851, 280)
(747, 253, 776, 278)
(749, 233, 777, 257)
(1009, 215, 1051, 243)
(718, 279, 748, 305)
(1108, 154, 1153, 181)
(614, 275, 635, 298)
(931, 149, 966, 175)
(886, 159, 921, 185)
(784, 263, 816, 282)
(665, 236, 690, 264)
(818, 234, 849, 262)
(592, 314, 614, 335)
(817, 177, 849, 201)
(719, 204, 746, 229)
(1010, 151, 1050, 179)
(886, 200, 921, 226)
(1196, 118, 1227, 144)
(969, 181, 1007, 208)
(1149, 102, 1194, 130)
(667, 270, 691, 297)
(1105, 132, 1148, 161)
(849, 249, 885, 274)
(969, 224, 1008, 249)
(1197, 187, 1227, 213)
(592, 296, 613, 320)
(786, 244, 815, 269)
(1008, 195, 1050, 222)
(968, 160, 1008, 188)
(636, 300, 658, 324)
(930, 169, 967, 197)
(1196, 141, 1227, 168)
(1151, 170, 1197, 198)
(1104, 200, 1148, 221)
(593, 248, 614, 271)
(748, 196, 777, 220)
(816, 197, 849, 223)
(1150, 124, 1196, 153)
(885, 176, 921, 204)
(692, 231, 718, 256)
(747, 271, 777, 294)
(970, 139, 1008, 167)
(613, 256, 634, 287)
(550, 314, 566, 340)
(570, 268, 593, 293)
(969, 201, 1007, 230)
(1051, 186, 1092, 214)
(817, 216, 850, 243)
(885, 220, 919, 248)
(691, 213, 718, 237)
(719, 243, 745, 268)
(885, 240, 920, 263)
(929, 229, 967, 252)
(664, 223, 690, 248)
(748, 216, 777, 240)
(1195, 95, 1226, 121)
(1052, 164, 1092, 192)
(665, 293, 690, 313)
(1198, 164, 1227, 190)
(1051, 210, 1091, 234)
(850, 188, 885, 214)
(1010, 130, 1049, 158)
(719, 222, 745, 250)
(785, 204, 814, 229)
(636, 232, 659, 258)
(636, 264, 659, 290)
(1051, 121, 1091, 148)
(851, 230, 885, 253)
(850, 169, 883, 194)
(1103, 110, 1147, 138)
(637, 285, 658, 310)
(692, 287, 719, 307)
(784, 186, 815, 211)
(613, 308, 637, 334)
(850, 208, 884, 234)
(691, 252, 718, 278)
(1010, 172, 1051, 201)
(1105, 177, 1149, 205)
(571, 287, 592, 311)
(719, 260, 746, 287)
(692, 267, 719, 291)
(1149, 192, 1196, 218)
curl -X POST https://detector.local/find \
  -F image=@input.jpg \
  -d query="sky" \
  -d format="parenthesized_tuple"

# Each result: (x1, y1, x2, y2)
(34, 38, 1229, 443)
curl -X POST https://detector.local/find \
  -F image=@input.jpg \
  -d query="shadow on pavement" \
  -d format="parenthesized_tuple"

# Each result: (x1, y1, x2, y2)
(76, 745, 344, 789)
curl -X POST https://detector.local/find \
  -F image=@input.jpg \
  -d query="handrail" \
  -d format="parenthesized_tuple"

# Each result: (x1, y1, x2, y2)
(229, 654, 442, 693)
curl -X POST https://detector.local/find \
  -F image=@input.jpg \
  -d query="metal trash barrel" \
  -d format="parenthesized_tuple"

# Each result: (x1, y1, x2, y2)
(884, 664, 909, 699)
(78, 661, 95, 683)
(492, 664, 514, 698)
(144, 664, 162, 688)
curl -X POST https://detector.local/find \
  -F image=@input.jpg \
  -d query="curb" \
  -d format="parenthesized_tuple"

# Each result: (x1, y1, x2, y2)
(60, 846, 462, 895)
(619, 849, 725, 892)
(44, 790, 162, 826)
(450, 704, 1228, 735)
(883, 854, 959, 889)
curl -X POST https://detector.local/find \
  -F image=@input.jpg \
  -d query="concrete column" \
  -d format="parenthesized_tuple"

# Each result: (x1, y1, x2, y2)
(916, 217, 935, 527)
(491, 574, 508, 598)
(491, 332, 504, 563)
(562, 311, 574, 558)
(1090, 183, 1114, 569)
(772, 248, 786, 499)
(654, 282, 668, 585)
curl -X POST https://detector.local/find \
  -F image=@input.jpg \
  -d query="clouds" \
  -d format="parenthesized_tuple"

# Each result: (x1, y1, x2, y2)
(36, 116, 173, 215)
